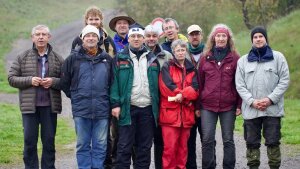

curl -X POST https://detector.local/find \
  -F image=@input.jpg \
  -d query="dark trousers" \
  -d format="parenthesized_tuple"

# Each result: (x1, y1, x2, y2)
(22, 106, 57, 169)
(153, 125, 163, 169)
(201, 109, 236, 169)
(244, 117, 281, 168)
(115, 105, 154, 169)
(186, 117, 202, 169)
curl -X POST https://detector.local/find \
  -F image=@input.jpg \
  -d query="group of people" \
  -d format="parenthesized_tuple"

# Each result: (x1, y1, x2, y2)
(8, 5, 290, 169)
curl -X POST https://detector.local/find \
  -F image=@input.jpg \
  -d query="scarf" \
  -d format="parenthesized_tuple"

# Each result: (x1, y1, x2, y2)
(188, 42, 205, 55)
(213, 46, 229, 62)
(248, 45, 273, 62)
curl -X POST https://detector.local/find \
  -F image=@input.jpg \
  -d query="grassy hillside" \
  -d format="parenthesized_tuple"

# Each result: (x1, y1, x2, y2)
(236, 10, 300, 99)
(0, 0, 116, 93)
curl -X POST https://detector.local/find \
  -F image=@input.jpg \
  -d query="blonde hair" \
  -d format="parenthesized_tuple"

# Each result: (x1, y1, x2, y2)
(203, 23, 237, 55)
(84, 6, 103, 28)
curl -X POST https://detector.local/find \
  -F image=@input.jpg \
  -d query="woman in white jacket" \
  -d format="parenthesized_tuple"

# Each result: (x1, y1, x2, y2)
(235, 26, 290, 169)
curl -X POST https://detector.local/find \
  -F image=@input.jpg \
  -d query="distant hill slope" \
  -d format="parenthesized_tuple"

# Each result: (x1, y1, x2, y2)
(236, 10, 300, 99)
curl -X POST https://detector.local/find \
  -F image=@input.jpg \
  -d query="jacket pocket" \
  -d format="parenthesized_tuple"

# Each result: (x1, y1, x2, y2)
(263, 66, 279, 91)
(159, 107, 178, 124)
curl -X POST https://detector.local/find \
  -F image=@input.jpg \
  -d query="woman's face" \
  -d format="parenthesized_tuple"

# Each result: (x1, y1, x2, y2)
(214, 33, 228, 48)
(174, 45, 187, 62)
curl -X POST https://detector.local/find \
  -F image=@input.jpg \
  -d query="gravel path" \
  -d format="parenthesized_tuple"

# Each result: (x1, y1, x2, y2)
(1, 9, 300, 169)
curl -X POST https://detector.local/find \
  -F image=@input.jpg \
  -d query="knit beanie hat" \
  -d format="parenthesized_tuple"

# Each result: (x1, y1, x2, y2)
(80, 25, 100, 39)
(251, 26, 268, 43)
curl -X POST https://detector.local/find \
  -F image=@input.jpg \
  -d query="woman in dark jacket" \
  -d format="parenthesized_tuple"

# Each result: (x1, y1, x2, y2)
(159, 39, 199, 169)
(196, 23, 241, 169)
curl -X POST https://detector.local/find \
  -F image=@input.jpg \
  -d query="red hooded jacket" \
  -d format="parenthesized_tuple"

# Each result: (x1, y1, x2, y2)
(159, 59, 199, 128)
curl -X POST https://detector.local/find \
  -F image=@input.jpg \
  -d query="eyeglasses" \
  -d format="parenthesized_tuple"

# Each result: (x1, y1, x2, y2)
(129, 34, 143, 39)
(33, 33, 49, 37)
(163, 26, 175, 31)
(188, 32, 201, 37)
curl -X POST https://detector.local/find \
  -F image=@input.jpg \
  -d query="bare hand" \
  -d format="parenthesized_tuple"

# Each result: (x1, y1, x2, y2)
(112, 107, 121, 120)
(40, 78, 53, 89)
(31, 77, 42, 86)
(252, 98, 272, 111)
(235, 108, 241, 116)
(175, 93, 183, 103)
(195, 110, 201, 118)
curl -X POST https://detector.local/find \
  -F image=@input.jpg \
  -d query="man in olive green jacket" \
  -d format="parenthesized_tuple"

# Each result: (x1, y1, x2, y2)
(110, 23, 159, 169)
(8, 25, 64, 169)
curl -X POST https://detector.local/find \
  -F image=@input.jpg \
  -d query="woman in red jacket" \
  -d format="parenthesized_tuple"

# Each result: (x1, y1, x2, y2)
(196, 23, 241, 169)
(159, 39, 199, 169)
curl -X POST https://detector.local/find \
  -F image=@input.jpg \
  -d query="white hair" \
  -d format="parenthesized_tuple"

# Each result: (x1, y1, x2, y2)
(144, 25, 160, 35)
(31, 25, 51, 35)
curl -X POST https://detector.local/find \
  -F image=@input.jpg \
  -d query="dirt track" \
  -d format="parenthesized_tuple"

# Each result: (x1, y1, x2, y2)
(1, 9, 300, 169)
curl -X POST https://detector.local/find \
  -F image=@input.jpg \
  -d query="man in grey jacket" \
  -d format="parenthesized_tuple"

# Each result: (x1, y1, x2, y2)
(235, 26, 290, 169)
(8, 24, 64, 169)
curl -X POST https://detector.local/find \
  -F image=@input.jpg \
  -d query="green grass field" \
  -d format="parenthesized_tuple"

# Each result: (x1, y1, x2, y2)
(0, 103, 76, 164)
(234, 99, 300, 145)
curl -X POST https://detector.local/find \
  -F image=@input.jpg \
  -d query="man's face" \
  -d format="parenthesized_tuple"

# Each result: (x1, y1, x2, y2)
(82, 33, 99, 48)
(163, 21, 179, 41)
(188, 31, 202, 47)
(86, 15, 102, 28)
(31, 28, 51, 49)
(128, 34, 144, 49)
(252, 33, 267, 48)
(144, 32, 159, 49)
(115, 19, 130, 36)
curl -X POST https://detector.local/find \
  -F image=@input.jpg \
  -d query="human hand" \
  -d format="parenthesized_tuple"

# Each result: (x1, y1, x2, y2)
(236, 108, 241, 116)
(252, 99, 269, 111)
(175, 93, 183, 103)
(40, 77, 53, 89)
(31, 77, 42, 86)
(112, 107, 121, 120)
(195, 110, 201, 118)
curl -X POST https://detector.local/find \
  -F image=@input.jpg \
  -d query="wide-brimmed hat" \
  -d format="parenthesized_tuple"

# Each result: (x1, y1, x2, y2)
(109, 14, 135, 32)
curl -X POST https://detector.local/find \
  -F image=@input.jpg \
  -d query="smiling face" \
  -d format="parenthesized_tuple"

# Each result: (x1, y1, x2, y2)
(31, 28, 51, 50)
(115, 19, 130, 36)
(82, 32, 99, 49)
(86, 15, 102, 28)
(163, 21, 179, 41)
(214, 33, 228, 48)
(128, 33, 144, 49)
(252, 33, 267, 48)
(144, 32, 159, 49)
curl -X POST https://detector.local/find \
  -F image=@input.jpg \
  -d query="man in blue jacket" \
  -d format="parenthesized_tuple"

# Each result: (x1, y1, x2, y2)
(61, 25, 113, 169)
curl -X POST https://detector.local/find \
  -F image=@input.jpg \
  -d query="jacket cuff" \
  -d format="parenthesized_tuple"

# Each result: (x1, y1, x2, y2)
(111, 103, 120, 109)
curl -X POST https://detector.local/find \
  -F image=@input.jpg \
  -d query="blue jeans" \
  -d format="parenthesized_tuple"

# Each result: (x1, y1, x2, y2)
(22, 106, 57, 169)
(201, 109, 236, 169)
(116, 105, 154, 169)
(74, 117, 109, 169)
